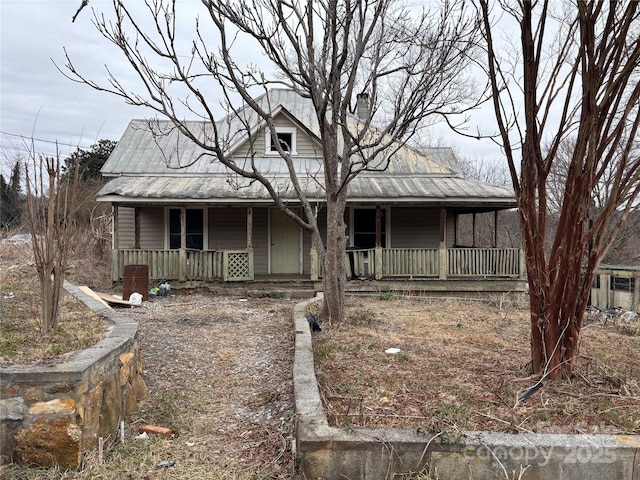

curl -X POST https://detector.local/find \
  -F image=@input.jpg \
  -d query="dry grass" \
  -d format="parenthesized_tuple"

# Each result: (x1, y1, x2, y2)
(2, 277, 299, 479)
(0, 240, 107, 365)
(313, 294, 640, 436)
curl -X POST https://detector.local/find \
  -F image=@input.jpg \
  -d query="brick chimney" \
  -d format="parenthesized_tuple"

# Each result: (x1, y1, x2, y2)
(356, 92, 370, 121)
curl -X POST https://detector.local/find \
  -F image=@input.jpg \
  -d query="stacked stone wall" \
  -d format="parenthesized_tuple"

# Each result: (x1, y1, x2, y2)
(0, 283, 147, 467)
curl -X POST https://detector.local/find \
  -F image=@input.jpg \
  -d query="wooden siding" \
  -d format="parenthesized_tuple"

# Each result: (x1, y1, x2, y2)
(118, 207, 135, 248)
(253, 208, 269, 275)
(390, 208, 439, 248)
(233, 113, 321, 159)
(139, 208, 164, 249)
(208, 208, 246, 250)
(446, 215, 455, 248)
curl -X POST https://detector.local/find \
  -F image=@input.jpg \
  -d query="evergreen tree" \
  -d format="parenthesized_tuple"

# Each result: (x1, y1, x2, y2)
(1, 160, 22, 229)
(63, 139, 116, 182)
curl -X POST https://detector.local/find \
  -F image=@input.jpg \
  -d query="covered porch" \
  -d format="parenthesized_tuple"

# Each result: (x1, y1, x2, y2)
(112, 245, 525, 283)
(108, 200, 525, 290)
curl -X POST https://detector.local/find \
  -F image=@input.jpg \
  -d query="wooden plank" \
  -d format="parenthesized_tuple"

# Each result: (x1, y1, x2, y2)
(164, 302, 196, 308)
(78, 286, 111, 309)
(93, 291, 140, 307)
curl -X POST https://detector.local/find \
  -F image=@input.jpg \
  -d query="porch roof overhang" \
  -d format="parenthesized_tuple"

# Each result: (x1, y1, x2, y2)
(97, 174, 517, 210)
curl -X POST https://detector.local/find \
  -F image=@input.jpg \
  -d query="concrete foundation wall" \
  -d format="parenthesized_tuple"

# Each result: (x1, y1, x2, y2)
(293, 296, 640, 480)
(0, 282, 147, 467)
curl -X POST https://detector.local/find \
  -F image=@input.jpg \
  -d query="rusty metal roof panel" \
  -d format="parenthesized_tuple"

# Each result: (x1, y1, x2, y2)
(101, 89, 460, 177)
(97, 173, 515, 207)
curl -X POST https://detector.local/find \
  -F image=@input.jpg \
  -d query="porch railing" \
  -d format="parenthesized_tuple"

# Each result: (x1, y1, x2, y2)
(112, 247, 522, 283)
(112, 249, 254, 282)
(447, 248, 522, 277)
(341, 247, 523, 280)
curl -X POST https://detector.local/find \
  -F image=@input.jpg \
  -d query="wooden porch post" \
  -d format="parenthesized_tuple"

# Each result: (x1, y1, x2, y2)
(246, 207, 253, 249)
(112, 204, 120, 282)
(472, 213, 477, 247)
(134, 207, 141, 249)
(439, 207, 447, 280)
(179, 207, 187, 281)
(633, 274, 640, 312)
(453, 214, 458, 246)
(375, 206, 383, 279)
(493, 210, 499, 248)
(375, 206, 382, 247)
(310, 247, 319, 281)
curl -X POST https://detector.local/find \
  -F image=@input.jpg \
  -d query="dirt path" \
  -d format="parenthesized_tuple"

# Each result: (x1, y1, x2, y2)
(123, 293, 297, 479)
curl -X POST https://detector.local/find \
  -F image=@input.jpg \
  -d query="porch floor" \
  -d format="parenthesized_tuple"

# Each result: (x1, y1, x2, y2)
(161, 275, 527, 300)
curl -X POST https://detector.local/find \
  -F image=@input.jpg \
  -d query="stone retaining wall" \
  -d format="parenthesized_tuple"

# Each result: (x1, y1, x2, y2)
(0, 282, 147, 467)
(293, 295, 640, 480)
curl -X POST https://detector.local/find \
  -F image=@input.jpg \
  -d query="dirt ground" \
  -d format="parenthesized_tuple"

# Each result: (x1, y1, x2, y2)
(3, 236, 639, 478)
(314, 295, 640, 436)
(2, 285, 298, 479)
(119, 293, 298, 478)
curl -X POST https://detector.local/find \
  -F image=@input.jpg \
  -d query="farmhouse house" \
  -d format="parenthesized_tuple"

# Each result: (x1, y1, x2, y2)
(97, 89, 524, 294)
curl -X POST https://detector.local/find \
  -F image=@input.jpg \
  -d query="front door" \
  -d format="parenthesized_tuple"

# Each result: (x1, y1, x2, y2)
(270, 209, 301, 274)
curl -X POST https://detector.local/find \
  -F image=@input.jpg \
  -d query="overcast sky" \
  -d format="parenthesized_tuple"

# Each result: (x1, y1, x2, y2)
(0, 0, 505, 179)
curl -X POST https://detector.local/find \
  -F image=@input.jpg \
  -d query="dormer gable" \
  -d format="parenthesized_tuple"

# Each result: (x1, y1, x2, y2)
(231, 109, 322, 160)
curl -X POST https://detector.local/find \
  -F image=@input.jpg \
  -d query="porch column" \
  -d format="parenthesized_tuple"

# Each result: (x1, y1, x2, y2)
(439, 207, 447, 280)
(493, 210, 499, 248)
(246, 207, 253, 249)
(375, 206, 382, 247)
(519, 248, 527, 280)
(472, 213, 477, 247)
(112, 204, 120, 282)
(375, 206, 383, 280)
(310, 247, 319, 281)
(134, 207, 141, 249)
(179, 207, 187, 282)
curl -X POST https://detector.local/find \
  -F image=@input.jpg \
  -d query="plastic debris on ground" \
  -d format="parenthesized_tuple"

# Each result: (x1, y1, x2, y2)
(385, 347, 401, 355)
(129, 292, 143, 305)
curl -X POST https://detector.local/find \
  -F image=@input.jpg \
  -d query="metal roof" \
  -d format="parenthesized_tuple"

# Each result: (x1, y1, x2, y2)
(97, 173, 516, 208)
(98, 89, 515, 209)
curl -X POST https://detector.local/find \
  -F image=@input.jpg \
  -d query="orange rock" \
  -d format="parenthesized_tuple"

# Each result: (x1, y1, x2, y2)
(14, 416, 82, 468)
(28, 398, 76, 415)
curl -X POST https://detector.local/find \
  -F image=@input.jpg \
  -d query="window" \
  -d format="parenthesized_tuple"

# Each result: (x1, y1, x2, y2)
(169, 209, 204, 250)
(610, 276, 635, 292)
(352, 208, 386, 249)
(265, 127, 297, 154)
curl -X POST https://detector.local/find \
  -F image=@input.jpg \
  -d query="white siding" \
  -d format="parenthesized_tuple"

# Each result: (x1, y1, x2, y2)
(233, 113, 321, 159)
(117, 207, 135, 248)
(139, 207, 164, 249)
(208, 208, 247, 250)
(390, 207, 440, 248)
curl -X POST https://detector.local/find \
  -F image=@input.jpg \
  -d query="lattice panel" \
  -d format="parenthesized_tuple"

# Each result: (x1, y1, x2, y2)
(226, 252, 251, 280)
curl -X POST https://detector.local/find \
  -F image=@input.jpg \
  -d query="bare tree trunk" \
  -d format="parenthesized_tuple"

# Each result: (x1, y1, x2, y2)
(26, 154, 79, 334)
(322, 195, 348, 324)
(479, 0, 640, 379)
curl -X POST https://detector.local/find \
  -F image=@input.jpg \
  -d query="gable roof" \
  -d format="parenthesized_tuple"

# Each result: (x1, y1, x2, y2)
(98, 89, 516, 210)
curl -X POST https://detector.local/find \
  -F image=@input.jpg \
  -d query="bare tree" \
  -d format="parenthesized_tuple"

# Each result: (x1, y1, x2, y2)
(456, 156, 521, 248)
(478, 1, 640, 379)
(63, 0, 483, 322)
(547, 137, 640, 265)
(25, 150, 81, 334)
